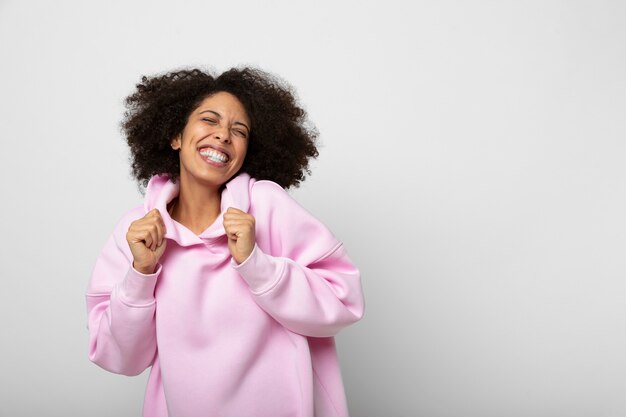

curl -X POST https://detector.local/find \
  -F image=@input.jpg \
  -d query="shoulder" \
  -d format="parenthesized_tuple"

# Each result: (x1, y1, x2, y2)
(248, 180, 312, 217)
(248, 180, 341, 260)
(250, 179, 290, 199)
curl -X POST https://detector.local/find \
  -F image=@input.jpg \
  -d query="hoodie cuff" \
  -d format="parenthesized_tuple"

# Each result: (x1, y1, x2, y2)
(231, 244, 285, 294)
(117, 263, 161, 306)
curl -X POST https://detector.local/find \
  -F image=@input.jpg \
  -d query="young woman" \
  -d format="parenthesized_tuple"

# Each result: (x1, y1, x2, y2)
(86, 67, 365, 417)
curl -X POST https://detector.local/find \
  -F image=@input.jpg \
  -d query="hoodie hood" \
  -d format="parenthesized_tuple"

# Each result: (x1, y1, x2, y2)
(143, 172, 254, 247)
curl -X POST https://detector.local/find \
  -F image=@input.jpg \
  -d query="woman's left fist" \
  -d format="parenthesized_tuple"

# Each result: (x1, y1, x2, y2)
(223, 207, 256, 264)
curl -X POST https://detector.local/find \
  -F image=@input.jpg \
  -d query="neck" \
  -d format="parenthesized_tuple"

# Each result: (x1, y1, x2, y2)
(170, 173, 223, 235)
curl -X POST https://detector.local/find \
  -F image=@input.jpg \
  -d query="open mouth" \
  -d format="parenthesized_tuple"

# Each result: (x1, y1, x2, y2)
(198, 147, 230, 164)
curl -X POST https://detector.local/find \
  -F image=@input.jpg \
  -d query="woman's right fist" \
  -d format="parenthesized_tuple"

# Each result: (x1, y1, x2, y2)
(126, 208, 167, 274)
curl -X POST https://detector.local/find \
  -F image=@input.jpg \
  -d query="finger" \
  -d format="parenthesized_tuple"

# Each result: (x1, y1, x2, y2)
(156, 237, 167, 250)
(225, 207, 246, 215)
(138, 224, 159, 251)
(141, 212, 166, 245)
(223, 218, 253, 228)
(154, 238, 167, 257)
(223, 212, 238, 221)
(133, 223, 161, 250)
(149, 224, 161, 251)
(223, 220, 254, 233)
(127, 227, 151, 246)
(138, 215, 166, 237)
(223, 222, 252, 239)
(132, 217, 156, 231)
(153, 219, 165, 246)
(140, 231, 154, 249)
(223, 213, 254, 223)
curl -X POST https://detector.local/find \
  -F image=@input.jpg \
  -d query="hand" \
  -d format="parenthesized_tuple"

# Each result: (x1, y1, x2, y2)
(126, 209, 167, 274)
(223, 207, 256, 264)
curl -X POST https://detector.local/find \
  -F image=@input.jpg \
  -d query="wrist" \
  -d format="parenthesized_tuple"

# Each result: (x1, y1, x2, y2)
(232, 244, 257, 266)
(132, 261, 157, 275)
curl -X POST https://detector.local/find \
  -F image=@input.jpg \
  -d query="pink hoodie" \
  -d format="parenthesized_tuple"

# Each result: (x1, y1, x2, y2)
(86, 172, 365, 417)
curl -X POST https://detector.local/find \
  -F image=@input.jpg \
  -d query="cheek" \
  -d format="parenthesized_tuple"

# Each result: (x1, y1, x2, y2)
(236, 141, 249, 160)
(242, 143, 249, 158)
(179, 146, 198, 166)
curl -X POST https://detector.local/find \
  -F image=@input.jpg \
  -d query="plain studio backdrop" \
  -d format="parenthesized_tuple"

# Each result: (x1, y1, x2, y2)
(1, 1, 625, 416)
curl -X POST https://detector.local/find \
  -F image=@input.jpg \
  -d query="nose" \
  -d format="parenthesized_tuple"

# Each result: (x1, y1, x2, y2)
(214, 126, 231, 143)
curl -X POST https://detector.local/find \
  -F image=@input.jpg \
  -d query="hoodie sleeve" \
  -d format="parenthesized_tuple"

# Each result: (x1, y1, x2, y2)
(85, 207, 160, 376)
(232, 181, 365, 338)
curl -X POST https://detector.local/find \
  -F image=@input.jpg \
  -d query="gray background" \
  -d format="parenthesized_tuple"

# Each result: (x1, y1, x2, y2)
(1, 1, 625, 416)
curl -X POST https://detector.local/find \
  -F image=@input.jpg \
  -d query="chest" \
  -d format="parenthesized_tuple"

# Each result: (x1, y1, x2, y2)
(153, 241, 270, 335)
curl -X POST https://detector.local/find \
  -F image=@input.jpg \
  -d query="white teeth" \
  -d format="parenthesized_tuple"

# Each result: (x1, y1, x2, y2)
(199, 149, 228, 162)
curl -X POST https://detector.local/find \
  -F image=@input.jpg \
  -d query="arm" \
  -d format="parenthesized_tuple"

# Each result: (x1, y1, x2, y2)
(232, 242, 364, 338)
(227, 181, 365, 338)
(85, 209, 160, 376)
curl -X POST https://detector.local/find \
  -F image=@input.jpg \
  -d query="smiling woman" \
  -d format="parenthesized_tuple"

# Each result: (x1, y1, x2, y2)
(172, 92, 250, 188)
(85, 67, 365, 417)
(167, 92, 252, 235)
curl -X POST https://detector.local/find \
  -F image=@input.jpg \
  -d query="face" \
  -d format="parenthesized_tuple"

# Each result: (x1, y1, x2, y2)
(171, 91, 251, 189)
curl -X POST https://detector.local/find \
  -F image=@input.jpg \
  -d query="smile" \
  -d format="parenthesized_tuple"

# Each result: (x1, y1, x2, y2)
(199, 148, 230, 163)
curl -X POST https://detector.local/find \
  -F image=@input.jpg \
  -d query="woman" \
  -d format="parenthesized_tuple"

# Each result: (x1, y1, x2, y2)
(86, 67, 365, 417)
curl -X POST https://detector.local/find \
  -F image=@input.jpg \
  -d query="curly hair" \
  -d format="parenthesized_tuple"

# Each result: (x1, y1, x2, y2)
(121, 66, 319, 189)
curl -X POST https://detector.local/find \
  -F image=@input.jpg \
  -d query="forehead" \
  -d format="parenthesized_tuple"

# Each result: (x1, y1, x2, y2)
(195, 92, 249, 121)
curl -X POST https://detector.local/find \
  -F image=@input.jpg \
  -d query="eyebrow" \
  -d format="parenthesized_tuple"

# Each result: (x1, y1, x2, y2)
(199, 110, 250, 132)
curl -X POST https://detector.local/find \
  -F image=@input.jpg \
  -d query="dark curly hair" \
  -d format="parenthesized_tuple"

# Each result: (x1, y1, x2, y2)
(121, 66, 319, 189)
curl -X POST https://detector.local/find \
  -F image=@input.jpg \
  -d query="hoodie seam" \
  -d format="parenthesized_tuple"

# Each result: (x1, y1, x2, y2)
(315, 242, 344, 263)
(249, 242, 344, 297)
(116, 297, 156, 309)
(312, 365, 342, 417)
(85, 292, 156, 309)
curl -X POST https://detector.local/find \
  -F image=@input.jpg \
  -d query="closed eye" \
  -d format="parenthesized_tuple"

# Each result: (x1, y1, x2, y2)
(202, 118, 218, 125)
(233, 129, 248, 138)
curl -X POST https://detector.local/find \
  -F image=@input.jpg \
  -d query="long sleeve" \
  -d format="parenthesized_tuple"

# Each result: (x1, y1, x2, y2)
(232, 242, 363, 337)
(85, 207, 160, 376)
(232, 181, 365, 338)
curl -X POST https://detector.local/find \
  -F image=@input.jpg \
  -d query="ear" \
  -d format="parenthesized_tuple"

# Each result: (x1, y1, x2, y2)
(171, 133, 182, 150)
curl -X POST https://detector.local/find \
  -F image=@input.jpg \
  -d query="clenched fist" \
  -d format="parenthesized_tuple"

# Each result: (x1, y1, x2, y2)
(223, 207, 256, 264)
(126, 208, 168, 274)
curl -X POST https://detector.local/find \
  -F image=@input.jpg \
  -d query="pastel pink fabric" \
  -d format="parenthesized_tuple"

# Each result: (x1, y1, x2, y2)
(86, 173, 365, 417)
